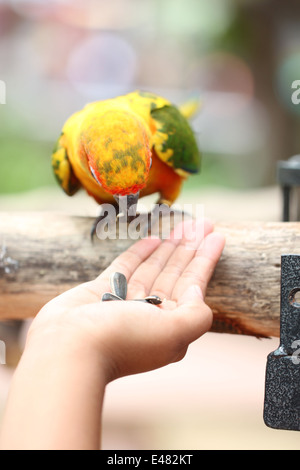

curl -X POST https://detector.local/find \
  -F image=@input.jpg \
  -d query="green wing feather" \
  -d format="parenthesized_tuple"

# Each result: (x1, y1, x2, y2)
(51, 133, 81, 196)
(151, 105, 201, 174)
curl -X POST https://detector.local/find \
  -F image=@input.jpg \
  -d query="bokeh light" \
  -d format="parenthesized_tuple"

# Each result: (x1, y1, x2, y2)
(66, 33, 137, 99)
(0, 0, 299, 192)
(187, 52, 255, 112)
(1, 0, 300, 452)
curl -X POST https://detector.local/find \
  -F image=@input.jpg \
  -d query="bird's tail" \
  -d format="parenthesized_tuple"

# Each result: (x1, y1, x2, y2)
(179, 97, 201, 120)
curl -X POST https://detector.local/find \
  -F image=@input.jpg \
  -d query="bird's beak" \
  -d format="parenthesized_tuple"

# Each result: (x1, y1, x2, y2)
(114, 192, 140, 218)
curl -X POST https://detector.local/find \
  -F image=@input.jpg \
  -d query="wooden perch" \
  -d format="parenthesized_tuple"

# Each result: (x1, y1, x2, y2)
(0, 212, 299, 338)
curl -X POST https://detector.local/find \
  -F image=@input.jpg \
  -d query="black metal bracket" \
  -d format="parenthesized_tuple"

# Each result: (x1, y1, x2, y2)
(277, 155, 300, 221)
(264, 255, 300, 431)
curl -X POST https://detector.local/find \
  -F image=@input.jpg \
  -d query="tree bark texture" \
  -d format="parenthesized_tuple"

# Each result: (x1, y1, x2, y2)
(0, 212, 299, 338)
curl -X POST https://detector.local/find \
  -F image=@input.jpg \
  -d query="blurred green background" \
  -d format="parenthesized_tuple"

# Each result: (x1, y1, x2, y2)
(1, 0, 300, 451)
(1, 0, 300, 199)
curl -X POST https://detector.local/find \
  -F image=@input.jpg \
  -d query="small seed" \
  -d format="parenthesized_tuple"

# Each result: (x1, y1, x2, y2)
(131, 296, 162, 305)
(144, 295, 162, 305)
(102, 292, 124, 302)
(110, 272, 127, 300)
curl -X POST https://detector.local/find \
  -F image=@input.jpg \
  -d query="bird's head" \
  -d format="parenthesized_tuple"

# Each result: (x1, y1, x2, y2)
(83, 109, 152, 214)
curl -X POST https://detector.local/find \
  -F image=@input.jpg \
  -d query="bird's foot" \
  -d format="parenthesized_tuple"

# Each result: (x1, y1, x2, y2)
(90, 213, 106, 242)
(146, 201, 190, 238)
(91, 209, 117, 242)
(91, 208, 144, 241)
(117, 211, 141, 224)
(146, 200, 172, 237)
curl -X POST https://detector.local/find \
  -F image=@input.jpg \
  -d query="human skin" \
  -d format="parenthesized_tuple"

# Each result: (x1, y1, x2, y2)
(0, 219, 225, 450)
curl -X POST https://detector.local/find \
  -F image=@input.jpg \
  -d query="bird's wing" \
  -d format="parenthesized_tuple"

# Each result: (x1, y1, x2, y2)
(151, 104, 201, 175)
(51, 132, 81, 196)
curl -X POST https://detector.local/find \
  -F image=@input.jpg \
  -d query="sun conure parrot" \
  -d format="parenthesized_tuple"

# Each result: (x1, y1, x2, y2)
(51, 90, 201, 238)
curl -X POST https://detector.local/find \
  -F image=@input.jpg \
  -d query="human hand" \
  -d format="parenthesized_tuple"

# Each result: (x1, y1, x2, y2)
(26, 219, 225, 383)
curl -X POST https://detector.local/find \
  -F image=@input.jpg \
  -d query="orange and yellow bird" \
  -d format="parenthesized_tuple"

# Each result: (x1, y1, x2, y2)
(52, 90, 201, 237)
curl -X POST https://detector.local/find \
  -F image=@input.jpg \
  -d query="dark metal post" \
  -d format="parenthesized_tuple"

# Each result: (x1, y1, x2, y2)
(277, 156, 300, 222)
(282, 185, 291, 222)
(264, 255, 300, 431)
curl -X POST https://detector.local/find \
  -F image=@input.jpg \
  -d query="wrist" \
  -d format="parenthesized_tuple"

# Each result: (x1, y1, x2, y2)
(22, 323, 112, 385)
(24, 302, 123, 383)
(2, 327, 107, 450)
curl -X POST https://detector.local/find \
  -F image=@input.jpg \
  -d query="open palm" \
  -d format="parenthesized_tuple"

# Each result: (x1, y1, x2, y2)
(28, 219, 225, 381)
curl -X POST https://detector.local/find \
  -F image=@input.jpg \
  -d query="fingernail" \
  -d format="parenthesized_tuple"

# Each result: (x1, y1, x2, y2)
(184, 284, 204, 302)
(192, 284, 204, 300)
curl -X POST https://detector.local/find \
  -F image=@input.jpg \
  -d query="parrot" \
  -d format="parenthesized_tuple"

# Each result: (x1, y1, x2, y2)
(51, 90, 201, 238)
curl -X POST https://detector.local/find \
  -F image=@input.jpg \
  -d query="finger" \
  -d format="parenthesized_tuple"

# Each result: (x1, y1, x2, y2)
(125, 219, 194, 298)
(91, 236, 162, 296)
(172, 231, 225, 303)
(50, 237, 162, 309)
(126, 238, 179, 299)
(150, 219, 214, 301)
(126, 218, 213, 299)
(172, 284, 214, 343)
(155, 284, 213, 363)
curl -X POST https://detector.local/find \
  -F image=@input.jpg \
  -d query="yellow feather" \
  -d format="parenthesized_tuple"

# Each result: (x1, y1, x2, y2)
(52, 90, 199, 206)
(179, 98, 201, 119)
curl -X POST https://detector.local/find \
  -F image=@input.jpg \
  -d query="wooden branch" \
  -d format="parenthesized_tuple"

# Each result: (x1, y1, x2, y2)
(0, 212, 299, 338)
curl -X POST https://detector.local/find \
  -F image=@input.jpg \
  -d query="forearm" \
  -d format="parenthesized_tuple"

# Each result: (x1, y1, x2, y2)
(0, 333, 106, 450)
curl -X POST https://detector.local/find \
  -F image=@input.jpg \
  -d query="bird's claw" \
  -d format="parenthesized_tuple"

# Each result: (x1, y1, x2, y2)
(90, 213, 107, 242)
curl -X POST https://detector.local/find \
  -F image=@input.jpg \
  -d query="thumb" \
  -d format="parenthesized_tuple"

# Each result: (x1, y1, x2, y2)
(175, 284, 213, 341)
